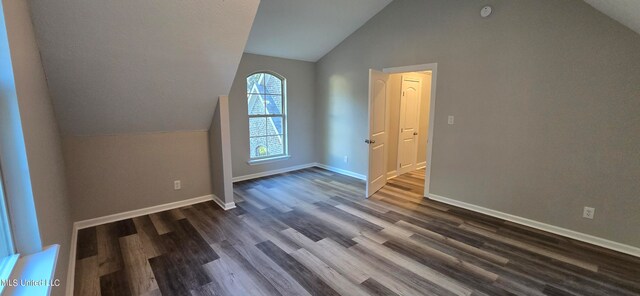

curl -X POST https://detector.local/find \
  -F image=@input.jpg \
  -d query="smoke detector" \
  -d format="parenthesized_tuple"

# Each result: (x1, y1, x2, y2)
(480, 6, 493, 18)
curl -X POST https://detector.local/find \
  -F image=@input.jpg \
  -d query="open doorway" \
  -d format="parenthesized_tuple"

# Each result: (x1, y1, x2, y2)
(388, 72, 431, 178)
(365, 63, 437, 198)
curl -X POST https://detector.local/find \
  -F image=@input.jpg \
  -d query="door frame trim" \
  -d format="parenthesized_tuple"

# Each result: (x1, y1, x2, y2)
(383, 63, 438, 197)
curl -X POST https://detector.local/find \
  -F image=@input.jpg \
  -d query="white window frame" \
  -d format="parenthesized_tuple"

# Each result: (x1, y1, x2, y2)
(246, 71, 289, 164)
(0, 164, 18, 295)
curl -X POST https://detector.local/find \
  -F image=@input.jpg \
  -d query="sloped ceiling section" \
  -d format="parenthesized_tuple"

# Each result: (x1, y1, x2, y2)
(28, 0, 260, 135)
(245, 0, 392, 62)
(583, 0, 640, 35)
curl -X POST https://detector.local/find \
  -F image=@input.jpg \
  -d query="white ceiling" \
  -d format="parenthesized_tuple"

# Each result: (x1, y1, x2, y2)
(583, 0, 640, 35)
(244, 0, 392, 62)
(28, 0, 260, 135)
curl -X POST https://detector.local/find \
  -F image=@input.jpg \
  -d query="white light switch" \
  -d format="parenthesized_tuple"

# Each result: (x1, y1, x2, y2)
(174, 180, 181, 190)
(448, 116, 455, 125)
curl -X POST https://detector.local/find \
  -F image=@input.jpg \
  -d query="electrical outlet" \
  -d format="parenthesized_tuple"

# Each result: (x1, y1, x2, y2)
(344, 156, 349, 163)
(583, 207, 595, 219)
(448, 115, 455, 125)
(174, 180, 181, 190)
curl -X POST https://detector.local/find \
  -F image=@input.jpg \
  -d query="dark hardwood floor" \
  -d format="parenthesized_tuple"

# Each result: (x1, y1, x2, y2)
(74, 167, 640, 295)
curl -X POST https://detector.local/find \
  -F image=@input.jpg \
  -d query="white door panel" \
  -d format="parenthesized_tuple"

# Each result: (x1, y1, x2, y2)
(397, 76, 421, 175)
(366, 69, 389, 197)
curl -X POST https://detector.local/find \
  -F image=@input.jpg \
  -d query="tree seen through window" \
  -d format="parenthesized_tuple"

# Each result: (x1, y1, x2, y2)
(247, 72, 287, 159)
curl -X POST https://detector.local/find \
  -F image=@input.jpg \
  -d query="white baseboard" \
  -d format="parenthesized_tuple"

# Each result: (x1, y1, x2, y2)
(314, 163, 367, 180)
(74, 194, 215, 230)
(387, 170, 398, 180)
(232, 163, 317, 182)
(67, 194, 220, 295)
(211, 194, 236, 210)
(416, 161, 427, 169)
(428, 193, 640, 258)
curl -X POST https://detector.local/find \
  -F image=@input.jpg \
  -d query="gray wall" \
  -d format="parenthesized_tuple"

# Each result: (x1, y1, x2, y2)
(316, 0, 640, 247)
(210, 98, 225, 201)
(230, 53, 317, 178)
(63, 131, 213, 221)
(209, 97, 234, 205)
(2, 0, 73, 294)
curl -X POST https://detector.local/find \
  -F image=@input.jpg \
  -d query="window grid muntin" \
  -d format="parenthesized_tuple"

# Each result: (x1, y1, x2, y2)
(247, 72, 287, 160)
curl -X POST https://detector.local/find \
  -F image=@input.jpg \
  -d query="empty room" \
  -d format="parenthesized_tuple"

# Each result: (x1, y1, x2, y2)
(0, 0, 639, 295)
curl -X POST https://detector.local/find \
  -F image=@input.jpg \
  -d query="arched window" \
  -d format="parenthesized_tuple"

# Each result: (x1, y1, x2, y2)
(247, 72, 287, 161)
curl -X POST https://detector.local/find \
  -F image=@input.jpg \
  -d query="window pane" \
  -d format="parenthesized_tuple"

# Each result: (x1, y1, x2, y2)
(247, 72, 286, 160)
(265, 95, 282, 114)
(267, 135, 284, 155)
(264, 74, 282, 94)
(247, 73, 262, 94)
(249, 117, 267, 137)
(266, 116, 283, 135)
(248, 94, 265, 115)
(250, 137, 267, 158)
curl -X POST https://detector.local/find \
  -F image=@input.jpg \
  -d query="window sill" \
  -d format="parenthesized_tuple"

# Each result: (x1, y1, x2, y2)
(247, 155, 291, 165)
(3, 245, 60, 296)
(0, 254, 20, 295)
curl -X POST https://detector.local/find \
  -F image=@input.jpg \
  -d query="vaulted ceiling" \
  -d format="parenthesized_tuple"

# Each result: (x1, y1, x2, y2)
(26, 0, 639, 136)
(28, 0, 260, 135)
(244, 0, 392, 62)
(583, 0, 640, 35)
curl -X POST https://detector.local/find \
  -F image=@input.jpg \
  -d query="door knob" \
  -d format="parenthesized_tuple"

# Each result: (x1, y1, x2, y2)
(365, 139, 376, 144)
(413, 132, 418, 135)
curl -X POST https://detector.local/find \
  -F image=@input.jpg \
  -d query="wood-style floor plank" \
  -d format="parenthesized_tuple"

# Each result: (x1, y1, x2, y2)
(119, 234, 158, 295)
(256, 240, 341, 296)
(96, 223, 124, 276)
(76, 227, 98, 260)
(74, 256, 100, 296)
(207, 241, 281, 296)
(74, 168, 640, 296)
(281, 228, 370, 284)
(360, 278, 399, 296)
(229, 239, 312, 296)
(290, 248, 371, 296)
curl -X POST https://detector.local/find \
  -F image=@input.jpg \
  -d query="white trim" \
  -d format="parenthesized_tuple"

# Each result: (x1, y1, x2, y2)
(416, 161, 427, 169)
(5, 245, 60, 296)
(74, 194, 215, 230)
(66, 194, 220, 296)
(314, 163, 367, 181)
(386, 170, 398, 180)
(66, 224, 77, 296)
(232, 163, 316, 182)
(0, 254, 19, 295)
(247, 155, 291, 165)
(211, 194, 236, 210)
(382, 63, 438, 198)
(428, 194, 640, 258)
(383, 63, 436, 74)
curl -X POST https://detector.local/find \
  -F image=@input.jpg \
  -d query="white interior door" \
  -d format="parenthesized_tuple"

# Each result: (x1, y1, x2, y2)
(397, 75, 421, 176)
(366, 69, 389, 197)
